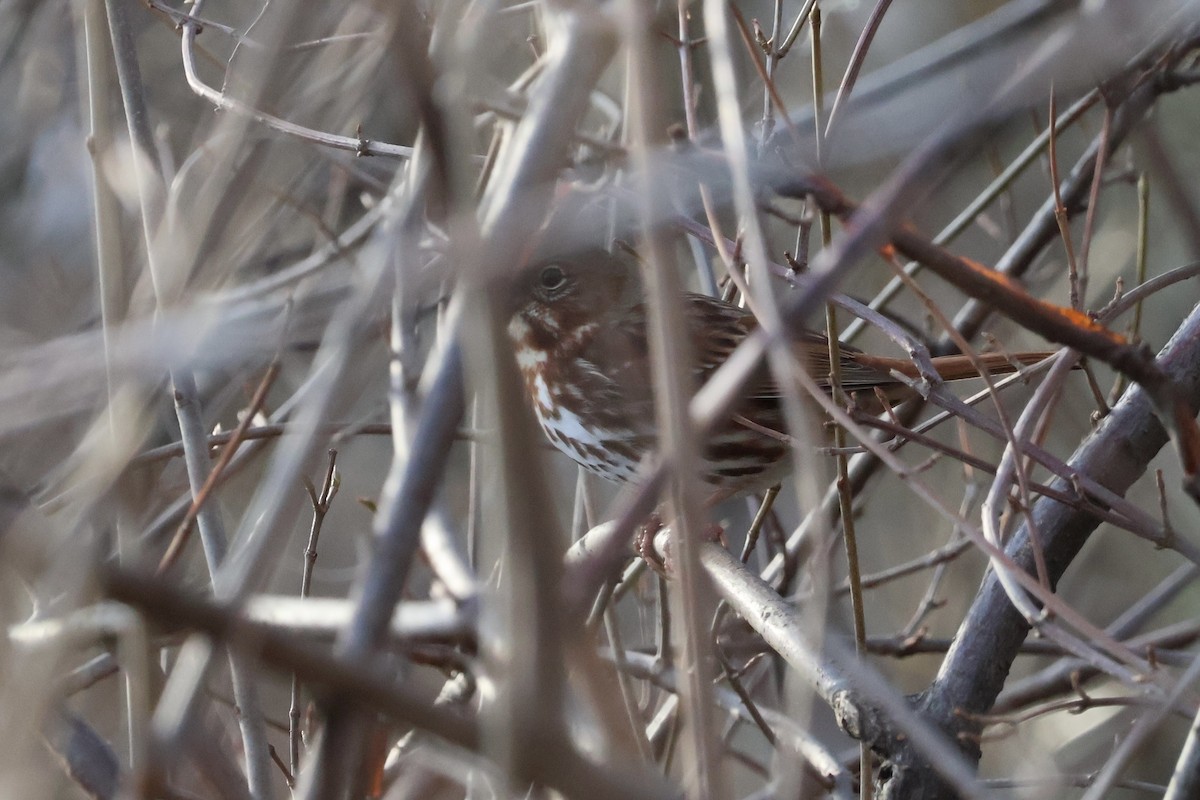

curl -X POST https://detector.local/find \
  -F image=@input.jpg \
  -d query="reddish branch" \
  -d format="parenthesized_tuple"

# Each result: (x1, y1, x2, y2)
(778, 171, 1200, 496)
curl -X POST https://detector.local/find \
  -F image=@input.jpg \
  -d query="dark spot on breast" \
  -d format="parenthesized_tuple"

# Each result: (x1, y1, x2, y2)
(582, 444, 608, 462)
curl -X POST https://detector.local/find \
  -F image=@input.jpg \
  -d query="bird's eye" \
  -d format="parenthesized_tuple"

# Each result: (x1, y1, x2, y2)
(538, 265, 567, 292)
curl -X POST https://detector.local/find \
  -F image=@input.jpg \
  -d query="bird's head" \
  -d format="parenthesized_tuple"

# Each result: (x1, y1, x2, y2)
(506, 247, 634, 350)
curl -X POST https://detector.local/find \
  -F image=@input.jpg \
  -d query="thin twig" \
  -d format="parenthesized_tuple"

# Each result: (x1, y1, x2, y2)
(157, 361, 281, 574)
(290, 449, 339, 780)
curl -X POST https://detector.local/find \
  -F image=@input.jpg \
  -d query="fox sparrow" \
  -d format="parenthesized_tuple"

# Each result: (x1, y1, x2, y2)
(507, 247, 1051, 495)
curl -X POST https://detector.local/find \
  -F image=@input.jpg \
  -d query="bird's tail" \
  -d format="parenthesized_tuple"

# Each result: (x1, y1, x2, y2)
(851, 350, 1060, 382)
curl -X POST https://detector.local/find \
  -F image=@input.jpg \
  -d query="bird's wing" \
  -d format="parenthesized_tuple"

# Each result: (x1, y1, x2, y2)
(680, 293, 899, 397)
(611, 292, 899, 400)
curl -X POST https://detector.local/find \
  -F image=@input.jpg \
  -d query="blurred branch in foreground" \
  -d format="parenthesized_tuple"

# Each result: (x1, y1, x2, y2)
(3, 1, 1200, 799)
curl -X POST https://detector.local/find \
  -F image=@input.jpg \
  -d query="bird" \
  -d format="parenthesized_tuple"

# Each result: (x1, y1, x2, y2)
(506, 246, 1054, 498)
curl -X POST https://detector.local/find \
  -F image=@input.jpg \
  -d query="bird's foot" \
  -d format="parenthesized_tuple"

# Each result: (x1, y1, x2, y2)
(633, 515, 726, 577)
(701, 521, 727, 546)
(634, 512, 669, 576)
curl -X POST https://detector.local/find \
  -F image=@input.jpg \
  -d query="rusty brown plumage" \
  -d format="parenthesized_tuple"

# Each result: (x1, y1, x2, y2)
(506, 248, 1053, 493)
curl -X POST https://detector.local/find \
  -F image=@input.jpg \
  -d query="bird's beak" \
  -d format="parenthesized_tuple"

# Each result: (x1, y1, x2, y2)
(502, 271, 528, 322)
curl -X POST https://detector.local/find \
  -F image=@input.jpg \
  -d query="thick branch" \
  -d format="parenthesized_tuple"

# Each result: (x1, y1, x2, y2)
(103, 569, 675, 800)
(881, 300, 1200, 798)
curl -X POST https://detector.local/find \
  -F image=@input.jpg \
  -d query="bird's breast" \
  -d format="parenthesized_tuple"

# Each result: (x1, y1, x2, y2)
(511, 339, 644, 482)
